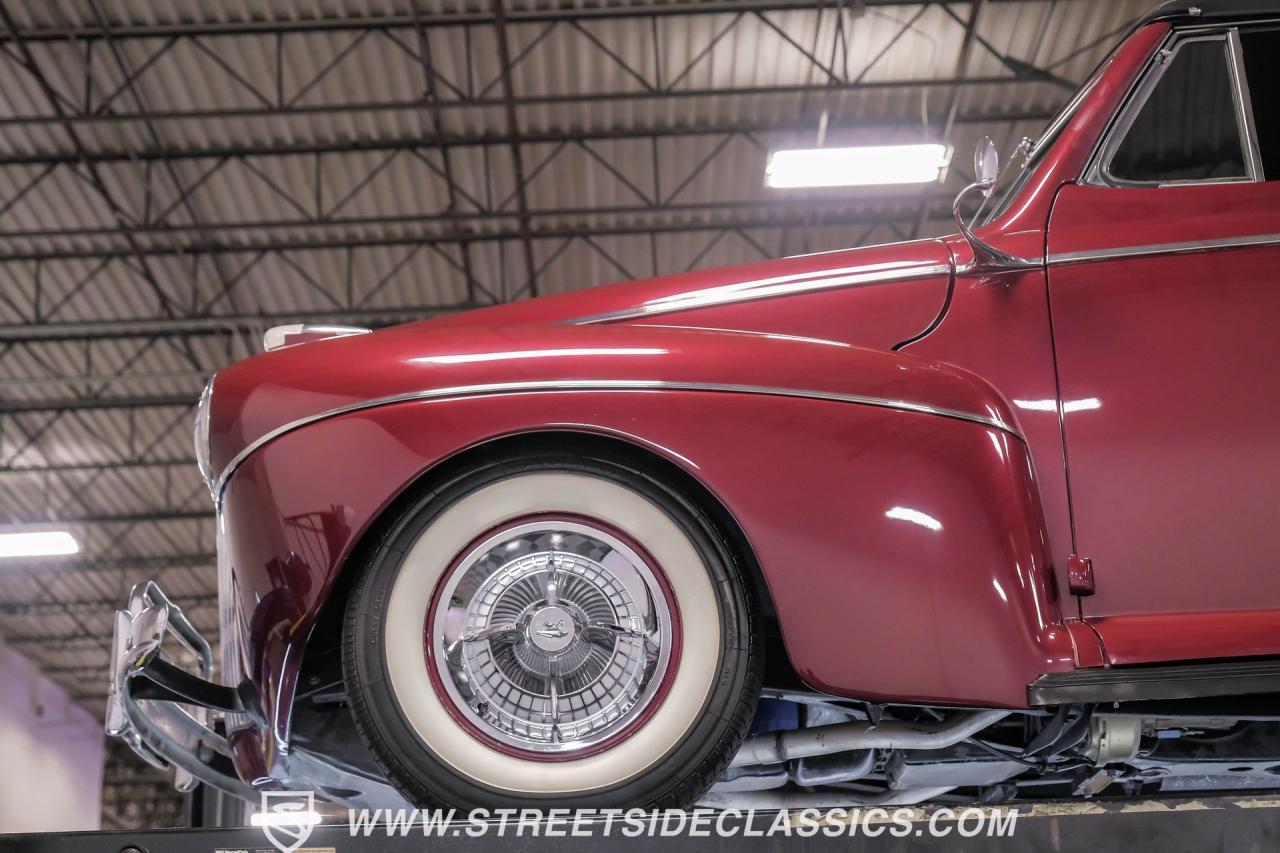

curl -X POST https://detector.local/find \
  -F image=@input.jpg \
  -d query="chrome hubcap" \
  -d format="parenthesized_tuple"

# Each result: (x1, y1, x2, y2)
(431, 519, 673, 754)
(528, 605, 575, 653)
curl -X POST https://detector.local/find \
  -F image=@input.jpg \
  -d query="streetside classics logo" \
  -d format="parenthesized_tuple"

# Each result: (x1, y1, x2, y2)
(239, 788, 1018, 848)
(256, 791, 320, 853)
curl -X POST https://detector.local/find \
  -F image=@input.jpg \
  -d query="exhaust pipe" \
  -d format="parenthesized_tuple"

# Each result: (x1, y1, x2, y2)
(792, 749, 876, 787)
(730, 709, 1010, 768)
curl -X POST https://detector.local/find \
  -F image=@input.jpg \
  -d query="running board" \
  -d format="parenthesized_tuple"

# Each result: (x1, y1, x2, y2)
(1028, 659, 1280, 705)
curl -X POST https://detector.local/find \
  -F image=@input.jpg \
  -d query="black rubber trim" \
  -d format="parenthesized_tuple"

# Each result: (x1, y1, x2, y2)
(137, 657, 246, 713)
(1029, 658, 1280, 705)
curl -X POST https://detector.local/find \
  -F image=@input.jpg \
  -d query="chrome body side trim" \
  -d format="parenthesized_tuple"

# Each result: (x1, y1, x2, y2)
(569, 261, 952, 325)
(1048, 232, 1280, 266)
(213, 378, 1018, 502)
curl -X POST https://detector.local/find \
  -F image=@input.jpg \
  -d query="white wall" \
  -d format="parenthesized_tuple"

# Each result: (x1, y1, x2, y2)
(0, 641, 104, 833)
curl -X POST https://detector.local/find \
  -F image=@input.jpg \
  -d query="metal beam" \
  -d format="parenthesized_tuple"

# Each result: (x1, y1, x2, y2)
(0, 594, 216, 617)
(0, 457, 195, 474)
(5, 509, 213, 523)
(0, 200, 956, 262)
(0, 109, 1057, 167)
(0, 553, 214, 574)
(4, 634, 116, 650)
(0, 195, 960, 241)
(915, 0, 986, 237)
(0, 76, 1053, 130)
(0, 1, 1084, 43)
(6, 630, 210, 650)
(0, 2, 187, 325)
(2, 394, 197, 413)
(0, 305, 470, 343)
(39, 663, 123, 675)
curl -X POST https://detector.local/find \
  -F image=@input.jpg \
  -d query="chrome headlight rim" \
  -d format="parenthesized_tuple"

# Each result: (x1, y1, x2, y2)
(193, 375, 215, 489)
(426, 514, 679, 759)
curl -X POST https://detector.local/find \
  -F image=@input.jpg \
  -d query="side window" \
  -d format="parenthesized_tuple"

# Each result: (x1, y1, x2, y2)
(1241, 28, 1280, 179)
(1107, 39, 1247, 184)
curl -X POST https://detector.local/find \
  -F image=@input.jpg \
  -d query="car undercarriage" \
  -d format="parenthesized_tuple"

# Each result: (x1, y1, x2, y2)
(281, 633, 1280, 811)
(710, 691, 1280, 807)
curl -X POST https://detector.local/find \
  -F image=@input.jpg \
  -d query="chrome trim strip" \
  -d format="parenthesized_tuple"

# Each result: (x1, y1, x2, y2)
(569, 262, 952, 325)
(1084, 31, 1259, 188)
(213, 378, 1017, 502)
(1227, 28, 1265, 181)
(1177, 18, 1280, 35)
(1048, 232, 1280, 266)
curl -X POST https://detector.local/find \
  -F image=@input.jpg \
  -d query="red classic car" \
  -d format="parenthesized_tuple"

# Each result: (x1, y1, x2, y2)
(108, 0, 1280, 810)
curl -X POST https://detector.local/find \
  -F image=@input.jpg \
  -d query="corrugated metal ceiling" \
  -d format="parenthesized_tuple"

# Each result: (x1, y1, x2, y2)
(0, 0, 1149, 725)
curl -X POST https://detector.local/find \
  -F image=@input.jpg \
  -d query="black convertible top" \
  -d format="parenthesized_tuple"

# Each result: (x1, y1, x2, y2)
(1143, 0, 1280, 25)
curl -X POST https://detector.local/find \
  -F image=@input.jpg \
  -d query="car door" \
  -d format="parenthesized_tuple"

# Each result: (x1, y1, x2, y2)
(1046, 25, 1280, 666)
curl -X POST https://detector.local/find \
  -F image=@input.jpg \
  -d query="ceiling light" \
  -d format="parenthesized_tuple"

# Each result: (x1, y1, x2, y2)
(0, 530, 80, 559)
(765, 144, 951, 188)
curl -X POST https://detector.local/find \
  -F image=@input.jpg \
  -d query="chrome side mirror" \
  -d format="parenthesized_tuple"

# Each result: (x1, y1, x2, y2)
(974, 136, 999, 196)
(951, 136, 1037, 273)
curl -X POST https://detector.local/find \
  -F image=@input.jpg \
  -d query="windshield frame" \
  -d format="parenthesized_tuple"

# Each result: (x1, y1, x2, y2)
(972, 57, 1112, 228)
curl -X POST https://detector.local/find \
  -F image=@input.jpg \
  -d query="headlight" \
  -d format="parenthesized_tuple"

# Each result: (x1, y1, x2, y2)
(193, 375, 215, 491)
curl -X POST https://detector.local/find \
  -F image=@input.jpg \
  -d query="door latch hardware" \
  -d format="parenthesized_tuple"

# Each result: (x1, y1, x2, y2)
(1067, 554, 1096, 596)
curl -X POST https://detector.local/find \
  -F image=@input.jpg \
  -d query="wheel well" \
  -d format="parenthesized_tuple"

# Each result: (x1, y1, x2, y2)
(302, 429, 797, 692)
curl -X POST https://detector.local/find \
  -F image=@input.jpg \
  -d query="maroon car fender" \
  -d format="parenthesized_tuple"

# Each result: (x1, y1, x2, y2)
(212, 326, 1075, 781)
(207, 322, 1010, 478)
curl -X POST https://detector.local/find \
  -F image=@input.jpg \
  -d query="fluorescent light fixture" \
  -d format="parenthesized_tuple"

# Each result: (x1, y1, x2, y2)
(0, 530, 79, 559)
(765, 144, 951, 188)
(251, 810, 323, 828)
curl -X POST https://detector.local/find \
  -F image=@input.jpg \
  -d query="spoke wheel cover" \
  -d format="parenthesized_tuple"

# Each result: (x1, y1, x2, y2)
(429, 517, 678, 757)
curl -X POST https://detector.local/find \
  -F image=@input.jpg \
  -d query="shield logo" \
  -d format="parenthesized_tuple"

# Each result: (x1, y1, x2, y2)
(259, 790, 318, 853)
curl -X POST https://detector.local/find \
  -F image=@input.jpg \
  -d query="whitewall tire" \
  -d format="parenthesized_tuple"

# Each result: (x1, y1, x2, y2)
(342, 445, 762, 808)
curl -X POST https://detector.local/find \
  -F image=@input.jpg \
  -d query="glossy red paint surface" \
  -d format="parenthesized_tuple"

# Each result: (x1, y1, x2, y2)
(1064, 620, 1107, 669)
(208, 323, 1016, 476)
(905, 250, 1077, 603)
(204, 16, 1280, 786)
(1047, 181, 1280, 657)
(1087, 612, 1280, 667)
(901, 24, 1167, 607)
(221, 387, 1074, 775)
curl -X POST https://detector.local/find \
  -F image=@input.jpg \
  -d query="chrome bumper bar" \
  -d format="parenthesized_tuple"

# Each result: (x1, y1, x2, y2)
(106, 579, 255, 799)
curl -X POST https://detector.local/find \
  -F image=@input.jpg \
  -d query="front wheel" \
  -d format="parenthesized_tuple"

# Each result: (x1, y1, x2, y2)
(342, 449, 762, 808)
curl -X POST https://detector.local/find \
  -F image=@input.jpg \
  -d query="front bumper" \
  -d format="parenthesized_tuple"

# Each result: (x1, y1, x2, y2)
(106, 579, 255, 799)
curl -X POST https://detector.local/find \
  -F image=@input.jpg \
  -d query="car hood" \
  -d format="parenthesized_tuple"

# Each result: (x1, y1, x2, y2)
(424, 237, 953, 347)
(207, 238, 960, 479)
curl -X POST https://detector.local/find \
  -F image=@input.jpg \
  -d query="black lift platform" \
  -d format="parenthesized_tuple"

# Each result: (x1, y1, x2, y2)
(4, 795, 1280, 853)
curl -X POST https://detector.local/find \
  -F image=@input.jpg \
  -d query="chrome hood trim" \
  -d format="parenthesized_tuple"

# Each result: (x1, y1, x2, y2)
(569, 260, 953, 325)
